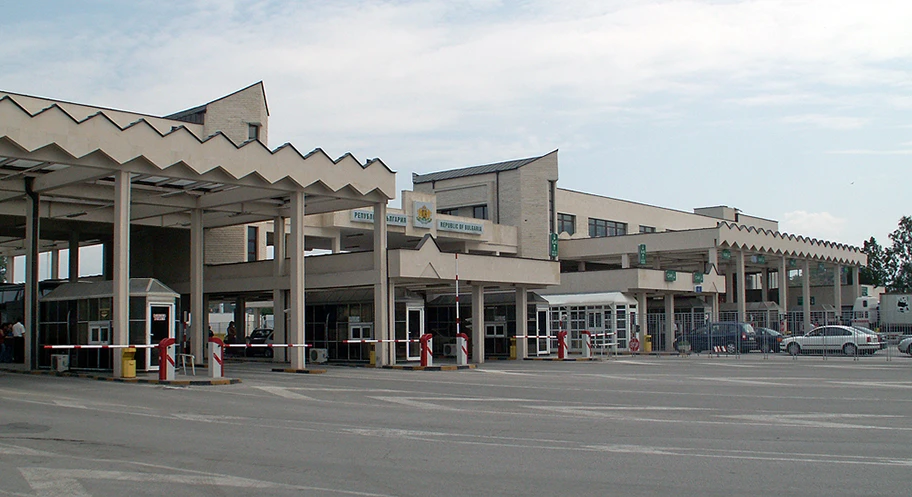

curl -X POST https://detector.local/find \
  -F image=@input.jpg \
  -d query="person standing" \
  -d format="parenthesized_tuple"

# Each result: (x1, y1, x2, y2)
(11, 317, 24, 363)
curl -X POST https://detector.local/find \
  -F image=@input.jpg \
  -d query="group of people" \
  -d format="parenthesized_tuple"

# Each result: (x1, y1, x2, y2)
(0, 318, 24, 363)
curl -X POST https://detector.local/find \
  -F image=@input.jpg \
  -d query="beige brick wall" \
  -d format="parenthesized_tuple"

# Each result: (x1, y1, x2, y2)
(205, 226, 247, 264)
(203, 83, 269, 147)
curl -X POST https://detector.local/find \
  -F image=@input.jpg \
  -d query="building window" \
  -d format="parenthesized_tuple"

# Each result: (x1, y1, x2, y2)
(639, 225, 656, 233)
(247, 123, 260, 141)
(438, 208, 458, 216)
(472, 205, 488, 220)
(558, 213, 576, 235)
(247, 226, 258, 262)
(588, 218, 627, 238)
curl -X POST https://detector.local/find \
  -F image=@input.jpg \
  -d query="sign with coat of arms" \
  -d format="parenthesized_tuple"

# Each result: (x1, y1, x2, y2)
(413, 201, 434, 228)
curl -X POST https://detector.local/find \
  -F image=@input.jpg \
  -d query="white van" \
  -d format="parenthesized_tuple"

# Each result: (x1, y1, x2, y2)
(852, 296, 879, 328)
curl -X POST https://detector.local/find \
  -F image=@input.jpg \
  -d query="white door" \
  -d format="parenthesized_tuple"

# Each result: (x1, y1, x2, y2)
(146, 303, 175, 371)
(586, 310, 604, 352)
(535, 309, 550, 355)
(405, 307, 424, 361)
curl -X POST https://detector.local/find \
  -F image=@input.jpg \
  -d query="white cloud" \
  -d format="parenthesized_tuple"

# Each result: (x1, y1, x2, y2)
(781, 211, 847, 241)
(782, 114, 869, 130)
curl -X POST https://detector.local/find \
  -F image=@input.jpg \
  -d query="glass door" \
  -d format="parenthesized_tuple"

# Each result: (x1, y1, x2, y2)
(535, 309, 550, 355)
(406, 307, 424, 361)
(586, 309, 604, 352)
(147, 304, 174, 371)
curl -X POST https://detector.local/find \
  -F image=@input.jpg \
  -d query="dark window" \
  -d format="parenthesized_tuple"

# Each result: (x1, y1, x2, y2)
(639, 225, 656, 233)
(472, 205, 488, 220)
(588, 218, 627, 238)
(247, 226, 258, 262)
(247, 124, 260, 141)
(438, 208, 458, 216)
(558, 213, 576, 235)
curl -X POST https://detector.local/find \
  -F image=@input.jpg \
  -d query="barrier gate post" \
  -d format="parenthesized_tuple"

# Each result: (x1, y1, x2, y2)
(208, 337, 224, 378)
(581, 331, 592, 359)
(158, 338, 177, 381)
(557, 330, 569, 359)
(420, 333, 433, 367)
(456, 333, 469, 366)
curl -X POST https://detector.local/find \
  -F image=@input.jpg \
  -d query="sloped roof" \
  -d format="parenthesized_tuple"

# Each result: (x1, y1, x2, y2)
(40, 278, 179, 302)
(412, 153, 547, 184)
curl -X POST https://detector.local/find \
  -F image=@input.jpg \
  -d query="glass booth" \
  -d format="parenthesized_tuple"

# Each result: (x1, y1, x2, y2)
(37, 278, 179, 371)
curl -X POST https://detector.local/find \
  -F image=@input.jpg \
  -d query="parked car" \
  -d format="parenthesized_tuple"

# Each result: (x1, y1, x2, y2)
(781, 325, 882, 356)
(753, 327, 783, 353)
(245, 328, 275, 358)
(673, 322, 757, 354)
(897, 335, 912, 355)
(851, 326, 886, 349)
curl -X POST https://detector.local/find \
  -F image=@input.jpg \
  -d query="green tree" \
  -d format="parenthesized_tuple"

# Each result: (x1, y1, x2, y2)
(886, 216, 912, 292)
(860, 237, 889, 287)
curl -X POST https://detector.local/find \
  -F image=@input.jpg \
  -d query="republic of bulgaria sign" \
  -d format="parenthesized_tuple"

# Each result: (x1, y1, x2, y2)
(350, 210, 407, 226)
(438, 219, 483, 235)
(413, 201, 434, 229)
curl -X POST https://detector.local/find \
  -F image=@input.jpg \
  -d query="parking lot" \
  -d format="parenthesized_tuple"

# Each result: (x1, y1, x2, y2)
(2, 353, 912, 496)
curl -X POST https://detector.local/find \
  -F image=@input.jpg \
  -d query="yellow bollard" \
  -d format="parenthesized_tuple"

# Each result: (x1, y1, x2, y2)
(369, 343, 376, 366)
(644, 335, 653, 354)
(509, 337, 517, 360)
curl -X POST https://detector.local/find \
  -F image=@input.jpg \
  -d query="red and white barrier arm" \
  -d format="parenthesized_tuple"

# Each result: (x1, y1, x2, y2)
(222, 343, 312, 348)
(42, 344, 158, 350)
(512, 335, 558, 339)
(342, 339, 421, 344)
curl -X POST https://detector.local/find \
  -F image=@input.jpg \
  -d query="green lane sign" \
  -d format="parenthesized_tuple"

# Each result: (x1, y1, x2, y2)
(638, 244, 647, 265)
(550, 233, 559, 258)
(693, 272, 704, 284)
(665, 270, 677, 282)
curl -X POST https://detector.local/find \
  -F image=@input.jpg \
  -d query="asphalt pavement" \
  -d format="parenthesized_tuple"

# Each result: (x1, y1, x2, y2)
(2, 352, 912, 496)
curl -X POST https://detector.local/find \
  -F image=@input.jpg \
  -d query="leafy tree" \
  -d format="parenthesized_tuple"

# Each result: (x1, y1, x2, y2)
(886, 216, 912, 292)
(860, 237, 889, 286)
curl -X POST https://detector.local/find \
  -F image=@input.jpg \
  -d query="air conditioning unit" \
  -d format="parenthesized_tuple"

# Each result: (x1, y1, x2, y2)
(443, 343, 457, 357)
(52, 354, 70, 372)
(309, 348, 328, 364)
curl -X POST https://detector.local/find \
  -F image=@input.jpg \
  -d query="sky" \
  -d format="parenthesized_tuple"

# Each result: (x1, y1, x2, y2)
(2, 0, 911, 269)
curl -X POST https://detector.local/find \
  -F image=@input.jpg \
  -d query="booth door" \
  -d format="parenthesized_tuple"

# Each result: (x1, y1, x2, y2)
(147, 304, 174, 370)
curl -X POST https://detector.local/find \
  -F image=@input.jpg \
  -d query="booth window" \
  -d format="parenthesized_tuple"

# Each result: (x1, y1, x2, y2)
(588, 218, 627, 238)
(558, 213, 576, 235)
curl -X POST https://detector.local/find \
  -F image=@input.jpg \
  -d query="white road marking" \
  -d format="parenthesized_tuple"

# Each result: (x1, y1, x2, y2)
(53, 400, 88, 409)
(18, 467, 397, 497)
(254, 386, 318, 401)
(370, 396, 460, 411)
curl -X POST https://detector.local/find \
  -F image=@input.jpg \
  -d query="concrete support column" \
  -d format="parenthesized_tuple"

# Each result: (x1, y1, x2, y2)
(288, 191, 306, 369)
(515, 286, 528, 359)
(387, 280, 396, 365)
(726, 270, 734, 304)
(190, 208, 205, 364)
(272, 216, 286, 363)
(6, 254, 15, 283)
(68, 232, 79, 282)
(637, 292, 647, 349)
(778, 258, 789, 312)
(736, 250, 746, 323)
(234, 296, 246, 339)
(331, 233, 341, 254)
(24, 179, 39, 370)
(472, 284, 484, 363)
(620, 254, 630, 269)
(578, 261, 586, 271)
(834, 263, 843, 324)
(708, 247, 718, 273)
(852, 266, 861, 301)
(802, 259, 812, 333)
(708, 292, 718, 322)
(112, 171, 131, 378)
(50, 250, 59, 280)
(664, 294, 675, 352)
(761, 267, 769, 301)
(373, 203, 390, 366)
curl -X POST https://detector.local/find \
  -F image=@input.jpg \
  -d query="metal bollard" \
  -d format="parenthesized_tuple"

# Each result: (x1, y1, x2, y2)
(456, 333, 469, 366)
(420, 333, 433, 367)
(208, 337, 224, 378)
(557, 330, 569, 359)
(158, 338, 176, 381)
(581, 331, 592, 359)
